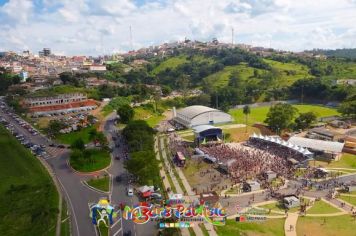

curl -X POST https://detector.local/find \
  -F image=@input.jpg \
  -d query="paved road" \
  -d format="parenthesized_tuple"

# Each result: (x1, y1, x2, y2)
(104, 114, 158, 236)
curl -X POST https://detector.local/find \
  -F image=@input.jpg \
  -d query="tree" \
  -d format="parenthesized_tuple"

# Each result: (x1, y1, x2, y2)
(295, 112, 317, 130)
(71, 138, 85, 151)
(243, 105, 251, 133)
(117, 104, 135, 124)
(338, 100, 356, 119)
(264, 103, 297, 134)
(46, 120, 66, 137)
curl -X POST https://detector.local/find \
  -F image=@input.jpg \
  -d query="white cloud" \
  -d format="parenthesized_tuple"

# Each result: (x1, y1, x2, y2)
(1, 0, 356, 55)
(0, 0, 33, 24)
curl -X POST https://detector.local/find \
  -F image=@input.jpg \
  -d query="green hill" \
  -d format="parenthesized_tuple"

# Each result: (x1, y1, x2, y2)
(0, 125, 59, 235)
(151, 56, 188, 74)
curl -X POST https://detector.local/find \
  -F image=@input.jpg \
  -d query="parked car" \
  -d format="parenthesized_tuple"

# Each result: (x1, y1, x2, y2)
(127, 186, 134, 197)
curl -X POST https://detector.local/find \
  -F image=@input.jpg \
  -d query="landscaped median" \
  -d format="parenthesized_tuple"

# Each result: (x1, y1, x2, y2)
(85, 175, 111, 193)
(69, 148, 111, 173)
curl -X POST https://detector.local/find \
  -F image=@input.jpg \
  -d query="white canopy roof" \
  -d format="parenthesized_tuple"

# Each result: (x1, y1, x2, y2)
(250, 134, 314, 157)
(288, 137, 344, 154)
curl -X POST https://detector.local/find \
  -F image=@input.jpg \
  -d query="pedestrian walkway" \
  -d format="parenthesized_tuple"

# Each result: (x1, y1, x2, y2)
(161, 136, 218, 236)
(284, 213, 298, 236)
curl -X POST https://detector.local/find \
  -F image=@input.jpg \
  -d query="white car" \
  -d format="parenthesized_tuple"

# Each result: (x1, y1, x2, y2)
(127, 187, 134, 197)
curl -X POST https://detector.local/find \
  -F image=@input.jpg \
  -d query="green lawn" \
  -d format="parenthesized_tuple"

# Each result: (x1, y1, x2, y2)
(56, 126, 97, 144)
(0, 125, 59, 236)
(258, 201, 299, 213)
(312, 154, 356, 169)
(339, 195, 356, 206)
(86, 175, 110, 192)
(306, 200, 341, 214)
(152, 56, 188, 74)
(70, 149, 111, 172)
(297, 215, 356, 236)
(215, 218, 285, 236)
(229, 104, 340, 125)
(60, 200, 70, 236)
(134, 106, 164, 127)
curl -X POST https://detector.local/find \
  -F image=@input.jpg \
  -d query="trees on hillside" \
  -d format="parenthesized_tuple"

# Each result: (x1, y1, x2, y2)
(265, 103, 297, 134)
(338, 100, 356, 119)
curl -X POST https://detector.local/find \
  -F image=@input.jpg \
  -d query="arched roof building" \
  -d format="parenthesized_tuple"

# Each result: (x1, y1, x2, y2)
(173, 105, 232, 128)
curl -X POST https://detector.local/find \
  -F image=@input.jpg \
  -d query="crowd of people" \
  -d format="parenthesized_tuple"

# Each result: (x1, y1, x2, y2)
(200, 142, 296, 181)
(248, 137, 308, 163)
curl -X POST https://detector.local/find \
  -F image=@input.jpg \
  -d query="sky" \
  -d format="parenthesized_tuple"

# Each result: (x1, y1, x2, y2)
(1, 0, 356, 56)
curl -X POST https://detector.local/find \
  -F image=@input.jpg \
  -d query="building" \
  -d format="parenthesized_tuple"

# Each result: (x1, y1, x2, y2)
(22, 93, 98, 115)
(88, 65, 107, 71)
(288, 136, 344, 158)
(242, 181, 261, 192)
(283, 195, 300, 209)
(19, 71, 28, 82)
(263, 171, 277, 182)
(173, 105, 232, 128)
(43, 48, 51, 56)
(307, 127, 336, 141)
(193, 125, 223, 143)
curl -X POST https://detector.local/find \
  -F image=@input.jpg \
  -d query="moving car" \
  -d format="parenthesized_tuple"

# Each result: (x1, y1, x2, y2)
(127, 186, 134, 197)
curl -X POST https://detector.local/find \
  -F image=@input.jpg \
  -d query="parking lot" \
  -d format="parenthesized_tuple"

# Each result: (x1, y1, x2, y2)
(0, 99, 67, 160)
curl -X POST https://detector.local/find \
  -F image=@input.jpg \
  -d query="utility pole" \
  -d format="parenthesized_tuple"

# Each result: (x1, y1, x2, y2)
(231, 27, 234, 45)
(301, 85, 304, 104)
(129, 25, 133, 51)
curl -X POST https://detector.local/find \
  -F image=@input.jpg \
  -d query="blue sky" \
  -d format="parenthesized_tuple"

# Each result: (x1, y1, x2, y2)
(1, 0, 356, 55)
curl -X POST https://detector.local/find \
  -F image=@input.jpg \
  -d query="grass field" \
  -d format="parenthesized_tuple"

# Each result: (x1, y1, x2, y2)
(297, 215, 356, 236)
(70, 149, 111, 172)
(56, 125, 97, 144)
(264, 59, 311, 86)
(134, 106, 164, 127)
(258, 201, 299, 213)
(215, 218, 285, 236)
(312, 154, 356, 169)
(87, 175, 110, 192)
(229, 104, 340, 125)
(60, 200, 70, 236)
(339, 195, 356, 206)
(151, 56, 188, 74)
(0, 125, 59, 236)
(203, 64, 265, 89)
(306, 200, 341, 214)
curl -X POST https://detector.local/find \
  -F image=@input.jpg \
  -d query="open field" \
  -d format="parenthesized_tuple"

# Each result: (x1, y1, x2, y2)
(258, 201, 299, 213)
(215, 218, 285, 236)
(229, 104, 340, 125)
(263, 59, 311, 86)
(134, 106, 164, 127)
(0, 125, 59, 236)
(297, 215, 356, 236)
(70, 149, 111, 172)
(86, 175, 110, 192)
(311, 154, 356, 169)
(151, 56, 188, 74)
(56, 125, 97, 144)
(306, 200, 341, 214)
(203, 64, 265, 89)
(339, 195, 356, 206)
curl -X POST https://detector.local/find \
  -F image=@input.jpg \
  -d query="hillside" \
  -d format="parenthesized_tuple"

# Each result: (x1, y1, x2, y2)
(313, 48, 356, 59)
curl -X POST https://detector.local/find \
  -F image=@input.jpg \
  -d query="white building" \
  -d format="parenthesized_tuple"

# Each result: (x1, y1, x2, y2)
(173, 105, 232, 128)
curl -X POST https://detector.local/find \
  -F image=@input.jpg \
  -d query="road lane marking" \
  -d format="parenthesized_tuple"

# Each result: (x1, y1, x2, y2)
(58, 178, 80, 236)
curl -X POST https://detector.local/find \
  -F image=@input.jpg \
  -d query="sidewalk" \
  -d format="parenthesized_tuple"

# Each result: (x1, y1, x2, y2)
(284, 213, 298, 236)
(161, 136, 218, 236)
(159, 136, 205, 236)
